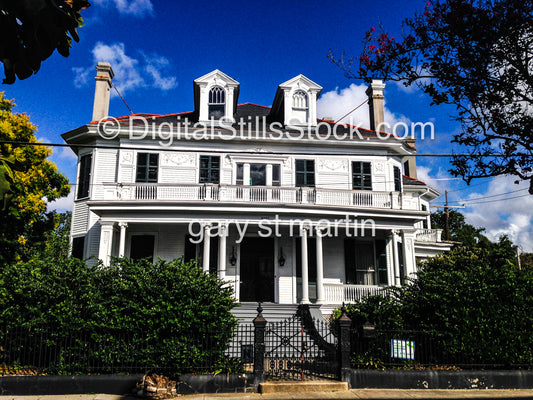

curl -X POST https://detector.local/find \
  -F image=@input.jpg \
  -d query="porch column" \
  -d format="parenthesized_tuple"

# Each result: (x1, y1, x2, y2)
(218, 223, 227, 280)
(401, 230, 417, 279)
(315, 227, 325, 305)
(118, 222, 128, 258)
(300, 227, 310, 304)
(391, 230, 401, 286)
(98, 221, 115, 266)
(202, 224, 211, 273)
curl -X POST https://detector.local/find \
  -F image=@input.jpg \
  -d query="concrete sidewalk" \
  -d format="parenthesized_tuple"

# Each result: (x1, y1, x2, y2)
(2, 390, 533, 400)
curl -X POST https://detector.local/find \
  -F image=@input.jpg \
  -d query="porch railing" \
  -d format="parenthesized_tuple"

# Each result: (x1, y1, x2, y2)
(415, 228, 443, 242)
(102, 183, 416, 210)
(323, 283, 384, 303)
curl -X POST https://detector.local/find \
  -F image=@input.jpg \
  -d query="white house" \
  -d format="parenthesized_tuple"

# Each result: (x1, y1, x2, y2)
(63, 63, 450, 317)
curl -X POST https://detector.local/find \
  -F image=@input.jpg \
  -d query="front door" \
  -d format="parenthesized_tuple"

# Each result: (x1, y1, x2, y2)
(240, 237, 274, 302)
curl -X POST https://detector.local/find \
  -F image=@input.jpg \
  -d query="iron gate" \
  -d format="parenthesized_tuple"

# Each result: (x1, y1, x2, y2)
(263, 306, 338, 380)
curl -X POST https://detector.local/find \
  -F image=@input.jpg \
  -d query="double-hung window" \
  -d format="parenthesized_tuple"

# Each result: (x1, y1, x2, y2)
(200, 155, 220, 183)
(136, 153, 159, 182)
(394, 166, 402, 192)
(77, 154, 92, 199)
(352, 161, 372, 190)
(295, 160, 315, 187)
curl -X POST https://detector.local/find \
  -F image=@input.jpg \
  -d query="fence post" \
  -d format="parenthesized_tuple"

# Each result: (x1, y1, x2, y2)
(253, 302, 267, 387)
(337, 303, 352, 385)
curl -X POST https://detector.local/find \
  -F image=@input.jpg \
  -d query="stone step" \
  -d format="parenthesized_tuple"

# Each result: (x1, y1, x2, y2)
(232, 302, 325, 323)
(259, 380, 348, 393)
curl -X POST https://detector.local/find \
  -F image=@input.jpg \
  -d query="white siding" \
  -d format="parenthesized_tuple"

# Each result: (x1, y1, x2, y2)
(93, 149, 118, 199)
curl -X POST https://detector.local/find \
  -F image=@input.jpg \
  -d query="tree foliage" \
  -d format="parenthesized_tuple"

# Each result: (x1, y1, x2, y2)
(430, 209, 490, 247)
(0, 256, 238, 375)
(330, 0, 533, 193)
(0, 92, 70, 265)
(0, 0, 91, 84)
(338, 237, 533, 366)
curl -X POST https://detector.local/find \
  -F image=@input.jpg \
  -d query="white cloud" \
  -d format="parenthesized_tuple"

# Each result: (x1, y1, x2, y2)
(58, 147, 78, 161)
(47, 191, 74, 212)
(73, 42, 177, 94)
(419, 165, 533, 252)
(461, 178, 533, 252)
(91, 0, 153, 17)
(317, 83, 409, 129)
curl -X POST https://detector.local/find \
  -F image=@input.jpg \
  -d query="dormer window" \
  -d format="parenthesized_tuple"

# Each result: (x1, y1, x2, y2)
(194, 70, 239, 124)
(292, 90, 309, 124)
(208, 86, 225, 120)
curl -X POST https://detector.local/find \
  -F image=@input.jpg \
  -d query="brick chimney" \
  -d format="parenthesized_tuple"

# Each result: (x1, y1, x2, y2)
(404, 138, 418, 179)
(91, 62, 114, 122)
(365, 79, 386, 132)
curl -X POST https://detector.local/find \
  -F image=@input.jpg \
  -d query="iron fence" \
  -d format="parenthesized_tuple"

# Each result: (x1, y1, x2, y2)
(352, 330, 533, 369)
(0, 324, 254, 376)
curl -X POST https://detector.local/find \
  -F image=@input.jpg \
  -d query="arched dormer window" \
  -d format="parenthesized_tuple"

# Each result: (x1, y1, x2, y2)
(208, 86, 225, 120)
(292, 90, 309, 124)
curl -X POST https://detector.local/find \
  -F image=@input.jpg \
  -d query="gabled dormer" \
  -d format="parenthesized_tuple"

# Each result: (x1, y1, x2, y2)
(269, 74, 322, 128)
(194, 69, 240, 124)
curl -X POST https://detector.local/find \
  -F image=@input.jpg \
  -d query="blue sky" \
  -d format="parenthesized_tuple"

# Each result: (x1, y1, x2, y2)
(2, 0, 532, 251)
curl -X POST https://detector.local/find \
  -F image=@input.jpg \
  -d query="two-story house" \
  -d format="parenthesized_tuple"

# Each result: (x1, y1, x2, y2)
(63, 63, 450, 317)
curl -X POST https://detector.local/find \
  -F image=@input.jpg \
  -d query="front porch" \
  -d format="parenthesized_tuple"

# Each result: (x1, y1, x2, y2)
(93, 219, 433, 308)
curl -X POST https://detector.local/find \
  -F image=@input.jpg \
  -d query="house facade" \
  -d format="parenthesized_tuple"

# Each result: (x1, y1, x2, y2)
(63, 63, 450, 314)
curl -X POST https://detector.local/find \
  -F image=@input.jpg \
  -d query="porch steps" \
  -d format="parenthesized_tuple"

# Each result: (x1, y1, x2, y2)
(233, 303, 324, 323)
(259, 380, 348, 393)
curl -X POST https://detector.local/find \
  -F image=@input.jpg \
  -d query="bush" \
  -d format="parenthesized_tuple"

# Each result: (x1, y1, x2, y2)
(0, 256, 238, 375)
(332, 240, 533, 367)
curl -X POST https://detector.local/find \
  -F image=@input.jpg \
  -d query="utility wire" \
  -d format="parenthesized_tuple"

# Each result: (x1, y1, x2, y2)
(449, 188, 528, 203)
(461, 193, 532, 205)
(111, 82, 134, 115)
(2, 141, 532, 158)
(335, 100, 368, 123)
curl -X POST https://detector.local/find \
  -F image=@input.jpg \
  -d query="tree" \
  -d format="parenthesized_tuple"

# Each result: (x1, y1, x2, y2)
(400, 242, 533, 365)
(329, 0, 533, 193)
(0, 0, 90, 84)
(0, 92, 70, 265)
(431, 209, 490, 247)
(335, 237, 533, 366)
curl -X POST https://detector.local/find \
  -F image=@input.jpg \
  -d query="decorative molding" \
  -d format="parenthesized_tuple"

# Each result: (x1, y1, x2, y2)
(318, 159, 348, 172)
(120, 151, 133, 165)
(161, 153, 195, 167)
(374, 162, 385, 174)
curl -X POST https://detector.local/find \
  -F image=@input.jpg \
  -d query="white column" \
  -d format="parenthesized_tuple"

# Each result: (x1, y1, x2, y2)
(243, 163, 251, 186)
(98, 221, 115, 266)
(202, 224, 211, 273)
(218, 224, 227, 280)
(401, 230, 417, 279)
(315, 227, 325, 304)
(391, 230, 401, 286)
(118, 222, 128, 258)
(300, 227, 310, 304)
(385, 232, 395, 286)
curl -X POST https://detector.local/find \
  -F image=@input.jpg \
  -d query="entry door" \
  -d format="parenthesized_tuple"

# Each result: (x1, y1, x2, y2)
(240, 237, 274, 302)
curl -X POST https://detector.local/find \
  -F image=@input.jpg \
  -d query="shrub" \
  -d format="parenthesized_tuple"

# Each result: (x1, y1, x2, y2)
(0, 256, 237, 375)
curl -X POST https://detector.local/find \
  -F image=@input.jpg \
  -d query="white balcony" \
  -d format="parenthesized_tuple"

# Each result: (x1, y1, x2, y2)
(102, 183, 419, 210)
(323, 283, 384, 304)
(415, 228, 443, 242)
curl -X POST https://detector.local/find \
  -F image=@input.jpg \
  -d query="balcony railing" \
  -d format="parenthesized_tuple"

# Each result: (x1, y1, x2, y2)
(101, 183, 417, 210)
(415, 228, 443, 242)
(323, 283, 384, 303)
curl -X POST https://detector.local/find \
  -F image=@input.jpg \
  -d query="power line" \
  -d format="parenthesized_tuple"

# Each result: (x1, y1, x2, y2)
(2, 141, 532, 158)
(463, 193, 532, 205)
(335, 99, 368, 124)
(449, 188, 528, 203)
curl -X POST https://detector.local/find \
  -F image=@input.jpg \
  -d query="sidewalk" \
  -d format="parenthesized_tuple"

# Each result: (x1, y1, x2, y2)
(3, 390, 533, 400)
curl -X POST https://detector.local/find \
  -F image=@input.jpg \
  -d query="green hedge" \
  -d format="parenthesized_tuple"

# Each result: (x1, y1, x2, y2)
(0, 256, 238, 375)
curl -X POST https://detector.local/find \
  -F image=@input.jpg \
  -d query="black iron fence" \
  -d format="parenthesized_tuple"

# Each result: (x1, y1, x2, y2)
(0, 324, 254, 376)
(352, 329, 533, 369)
